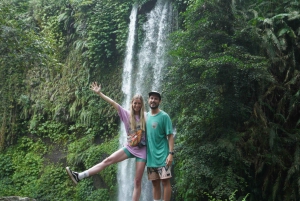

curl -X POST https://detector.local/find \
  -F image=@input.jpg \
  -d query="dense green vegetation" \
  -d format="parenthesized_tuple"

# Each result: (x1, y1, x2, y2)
(0, 0, 299, 200)
(0, 0, 127, 199)
(166, 0, 300, 200)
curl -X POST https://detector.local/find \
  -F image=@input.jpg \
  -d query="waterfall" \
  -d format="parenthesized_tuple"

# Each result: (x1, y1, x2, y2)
(135, 0, 173, 92)
(117, 4, 138, 201)
(118, 0, 173, 200)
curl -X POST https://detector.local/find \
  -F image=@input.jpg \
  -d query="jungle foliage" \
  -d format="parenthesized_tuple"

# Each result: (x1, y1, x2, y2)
(0, 0, 128, 199)
(166, 0, 300, 200)
(0, 0, 299, 200)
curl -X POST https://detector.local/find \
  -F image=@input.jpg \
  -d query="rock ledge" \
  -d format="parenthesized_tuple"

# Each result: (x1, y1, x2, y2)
(0, 197, 36, 201)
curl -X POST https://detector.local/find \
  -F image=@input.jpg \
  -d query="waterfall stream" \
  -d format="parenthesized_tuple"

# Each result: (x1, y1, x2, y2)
(118, 0, 173, 200)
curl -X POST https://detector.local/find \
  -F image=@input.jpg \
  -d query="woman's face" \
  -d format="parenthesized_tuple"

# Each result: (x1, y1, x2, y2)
(132, 98, 142, 114)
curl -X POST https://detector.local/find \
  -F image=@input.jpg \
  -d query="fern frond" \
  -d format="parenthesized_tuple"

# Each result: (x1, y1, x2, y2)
(287, 11, 300, 21)
(269, 126, 276, 149)
(272, 172, 282, 200)
(285, 144, 300, 196)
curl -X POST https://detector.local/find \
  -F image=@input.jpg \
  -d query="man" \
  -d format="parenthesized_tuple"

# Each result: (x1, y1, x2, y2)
(146, 91, 174, 201)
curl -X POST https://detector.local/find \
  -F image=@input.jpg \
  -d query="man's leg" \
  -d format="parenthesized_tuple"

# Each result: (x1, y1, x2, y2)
(152, 179, 161, 200)
(161, 178, 171, 201)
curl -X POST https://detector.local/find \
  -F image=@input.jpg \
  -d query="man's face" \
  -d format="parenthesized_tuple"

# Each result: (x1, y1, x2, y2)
(148, 95, 161, 109)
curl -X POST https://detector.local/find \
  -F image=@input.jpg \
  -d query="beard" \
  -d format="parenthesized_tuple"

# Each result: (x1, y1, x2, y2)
(149, 103, 159, 109)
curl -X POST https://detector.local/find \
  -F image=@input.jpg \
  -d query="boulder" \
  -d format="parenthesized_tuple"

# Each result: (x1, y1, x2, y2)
(0, 197, 36, 201)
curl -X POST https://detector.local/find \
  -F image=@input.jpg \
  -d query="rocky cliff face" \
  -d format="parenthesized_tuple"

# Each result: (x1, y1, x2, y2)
(0, 197, 36, 201)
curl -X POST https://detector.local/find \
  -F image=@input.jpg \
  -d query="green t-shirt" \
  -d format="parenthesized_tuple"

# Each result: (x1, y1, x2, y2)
(146, 110, 173, 167)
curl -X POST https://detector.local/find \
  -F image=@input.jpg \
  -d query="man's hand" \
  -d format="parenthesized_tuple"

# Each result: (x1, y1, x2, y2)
(166, 154, 173, 166)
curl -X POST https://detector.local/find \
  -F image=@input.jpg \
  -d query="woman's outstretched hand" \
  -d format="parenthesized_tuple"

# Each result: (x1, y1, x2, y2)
(90, 82, 101, 94)
(90, 81, 118, 110)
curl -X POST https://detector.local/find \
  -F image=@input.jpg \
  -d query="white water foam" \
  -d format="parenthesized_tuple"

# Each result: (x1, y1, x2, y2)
(118, 1, 173, 200)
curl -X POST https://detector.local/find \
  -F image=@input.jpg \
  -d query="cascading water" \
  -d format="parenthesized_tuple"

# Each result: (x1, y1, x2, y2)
(135, 0, 173, 92)
(118, 0, 173, 200)
(117, 4, 138, 201)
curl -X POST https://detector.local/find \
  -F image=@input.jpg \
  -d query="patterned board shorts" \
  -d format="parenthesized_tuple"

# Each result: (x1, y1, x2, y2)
(147, 165, 172, 180)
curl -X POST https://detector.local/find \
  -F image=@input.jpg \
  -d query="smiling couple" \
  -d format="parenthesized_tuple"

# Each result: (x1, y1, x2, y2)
(66, 82, 174, 201)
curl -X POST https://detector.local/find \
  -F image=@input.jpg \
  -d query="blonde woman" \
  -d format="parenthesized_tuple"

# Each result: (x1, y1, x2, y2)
(66, 82, 146, 201)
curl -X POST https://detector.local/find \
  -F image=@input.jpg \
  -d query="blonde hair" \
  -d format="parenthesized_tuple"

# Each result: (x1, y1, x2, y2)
(129, 94, 146, 131)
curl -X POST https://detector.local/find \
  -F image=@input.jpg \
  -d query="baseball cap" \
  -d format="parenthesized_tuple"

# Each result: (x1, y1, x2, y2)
(148, 91, 161, 100)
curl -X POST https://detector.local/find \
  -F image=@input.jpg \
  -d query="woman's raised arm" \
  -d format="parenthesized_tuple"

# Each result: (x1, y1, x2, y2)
(90, 82, 119, 111)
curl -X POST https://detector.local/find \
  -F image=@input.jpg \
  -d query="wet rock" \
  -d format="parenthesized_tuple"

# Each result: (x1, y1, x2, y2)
(0, 197, 36, 201)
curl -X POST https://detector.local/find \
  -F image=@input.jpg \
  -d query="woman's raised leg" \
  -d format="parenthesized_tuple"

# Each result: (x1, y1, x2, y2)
(66, 148, 128, 185)
(87, 148, 128, 176)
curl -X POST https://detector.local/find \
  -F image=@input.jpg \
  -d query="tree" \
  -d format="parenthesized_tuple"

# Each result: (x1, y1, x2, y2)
(166, 0, 271, 199)
(0, 1, 52, 149)
(240, 1, 300, 200)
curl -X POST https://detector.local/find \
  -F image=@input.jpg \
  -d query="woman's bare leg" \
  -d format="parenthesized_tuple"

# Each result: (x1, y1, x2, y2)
(132, 161, 146, 201)
(87, 148, 128, 176)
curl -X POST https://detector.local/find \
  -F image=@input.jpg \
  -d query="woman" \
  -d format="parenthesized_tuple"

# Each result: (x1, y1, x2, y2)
(66, 82, 146, 201)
